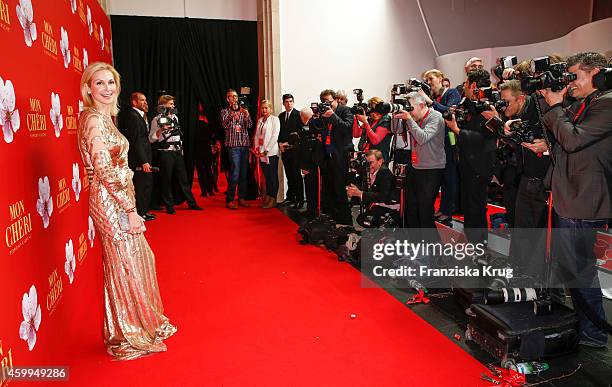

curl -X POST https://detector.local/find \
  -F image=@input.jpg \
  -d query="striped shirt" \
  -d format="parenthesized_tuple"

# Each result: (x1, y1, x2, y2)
(220, 108, 252, 148)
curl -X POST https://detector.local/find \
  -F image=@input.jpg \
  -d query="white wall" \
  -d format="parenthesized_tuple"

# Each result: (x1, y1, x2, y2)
(109, 0, 257, 20)
(435, 17, 612, 87)
(279, 0, 436, 110)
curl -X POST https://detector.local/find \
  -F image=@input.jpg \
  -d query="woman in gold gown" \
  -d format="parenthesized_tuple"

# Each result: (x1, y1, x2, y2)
(77, 62, 176, 360)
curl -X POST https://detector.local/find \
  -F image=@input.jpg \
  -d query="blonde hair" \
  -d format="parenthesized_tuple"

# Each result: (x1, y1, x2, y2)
(260, 99, 273, 110)
(80, 62, 121, 116)
(158, 94, 175, 105)
(367, 96, 384, 110)
(422, 69, 445, 80)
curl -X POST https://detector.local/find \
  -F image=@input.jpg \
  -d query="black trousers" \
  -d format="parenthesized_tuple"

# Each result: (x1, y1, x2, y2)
(460, 164, 492, 244)
(282, 150, 303, 202)
(194, 143, 214, 195)
(406, 168, 444, 242)
(158, 151, 197, 208)
(304, 167, 320, 218)
(509, 176, 549, 277)
(501, 164, 520, 228)
(132, 170, 153, 216)
(321, 154, 352, 225)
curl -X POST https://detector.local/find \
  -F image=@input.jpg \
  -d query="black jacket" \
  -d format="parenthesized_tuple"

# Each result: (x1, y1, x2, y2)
(542, 89, 612, 219)
(457, 100, 497, 176)
(361, 165, 398, 206)
(278, 109, 302, 144)
(321, 104, 354, 156)
(118, 108, 152, 169)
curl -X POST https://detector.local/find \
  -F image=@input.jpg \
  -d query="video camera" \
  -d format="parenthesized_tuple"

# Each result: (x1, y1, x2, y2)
(238, 86, 251, 109)
(156, 105, 182, 137)
(520, 56, 577, 93)
(351, 89, 368, 115)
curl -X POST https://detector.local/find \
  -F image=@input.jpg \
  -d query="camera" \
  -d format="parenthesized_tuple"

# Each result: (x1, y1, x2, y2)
(520, 56, 577, 93)
(593, 67, 612, 90)
(485, 116, 538, 145)
(156, 105, 181, 135)
(480, 87, 508, 113)
(408, 78, 432, 96)
(351, 88, 368, 115)
(492, 56, 518, 81)
(347, 151, 369, 187)
(391, 83, 408, 96)
(376, 100, 413, 115)
(442, 98, 469, 123)
(238, 86, 251, 109)
(311, 101, 332, 117)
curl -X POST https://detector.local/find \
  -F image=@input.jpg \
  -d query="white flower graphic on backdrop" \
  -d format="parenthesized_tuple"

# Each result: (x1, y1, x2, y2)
(0, 77, 21, 144)
(72, 163, 81, 201)
(100, 25, 104, 50)
(36, 176, 53, 228)
(70, 0, 76, 14)
(60, 27, 71, 68)
(19, 285, 41, 351)
(88, 215, 95, 247)
(86, 6, 92, 35)
(50, 92, 63, 137)
(16, 0, 37, 47)
(83, 48, 89, 68)
(64, 239, 76, 284)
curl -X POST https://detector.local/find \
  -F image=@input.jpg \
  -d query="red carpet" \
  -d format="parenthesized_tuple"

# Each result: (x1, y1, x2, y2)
(55, 188, 489, 386)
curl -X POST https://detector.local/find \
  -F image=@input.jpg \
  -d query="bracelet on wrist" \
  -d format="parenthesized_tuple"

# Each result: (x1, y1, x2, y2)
(126, 207, 136, 214)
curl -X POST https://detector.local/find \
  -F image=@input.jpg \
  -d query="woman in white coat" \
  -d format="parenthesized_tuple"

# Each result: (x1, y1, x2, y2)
(253, 100, 280, 208)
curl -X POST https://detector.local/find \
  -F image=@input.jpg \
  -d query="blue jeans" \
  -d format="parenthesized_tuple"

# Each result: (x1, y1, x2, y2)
(226, 147, 249, 203)
(554, 213, 608, 343)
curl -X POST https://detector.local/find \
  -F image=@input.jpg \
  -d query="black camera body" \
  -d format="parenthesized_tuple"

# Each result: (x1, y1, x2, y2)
(408, 78, 432, 96)
(593, 67, 612, 90)
(310, 101, 332, 117)
(485, 116, 538, 145)
(156, 105, 182, 138)
(492, 55, 518, 81)
(376, 100, 413, 115)
(442, 97, 471, 123)
(351, 88, 368, 115)
(521, 57, 577, 93)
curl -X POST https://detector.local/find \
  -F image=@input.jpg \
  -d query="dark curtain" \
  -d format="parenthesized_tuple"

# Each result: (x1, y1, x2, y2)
(110, 15, 259, 190)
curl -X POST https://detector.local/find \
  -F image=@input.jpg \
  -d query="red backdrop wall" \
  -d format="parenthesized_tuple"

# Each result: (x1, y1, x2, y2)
(0, 0, 112, 381)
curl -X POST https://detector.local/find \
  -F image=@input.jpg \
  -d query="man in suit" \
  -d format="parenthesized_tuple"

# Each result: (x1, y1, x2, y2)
(347, 149, 399, 227)
(278, 93, 304, 208)
(540, 52, 612, 348)
(445, 68, 497, 245)
(118, 92, 156, 221)
(318, 89, 354, 225)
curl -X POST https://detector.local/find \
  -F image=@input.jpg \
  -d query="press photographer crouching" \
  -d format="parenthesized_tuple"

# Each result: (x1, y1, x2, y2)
(149, 95, 202, 214)
(393, 92, 446, 236)
(539, 52, 612, 348)
(352, 94, 392, 163)
(347, 150, 399, 227)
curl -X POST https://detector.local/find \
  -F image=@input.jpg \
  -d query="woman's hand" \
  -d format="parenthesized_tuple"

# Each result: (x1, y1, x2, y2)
(127, 211, 146, 234)
(355, 114, 367, 124)
(418, 88, 433, 104)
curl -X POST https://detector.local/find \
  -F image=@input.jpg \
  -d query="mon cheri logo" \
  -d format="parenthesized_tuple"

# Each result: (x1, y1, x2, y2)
(78, 231, 88, 264)
(65, 104, 77, 134)
(27, 97, 47, 138)
(55, 177, 71, 214)
(72, 45, 82, 73)
(0, 0, 10, 32)
(46, 269, 63, 315)
(0, 339, 15, 387)
(41, 20, 58, 60)
(5, 199, 33, 255)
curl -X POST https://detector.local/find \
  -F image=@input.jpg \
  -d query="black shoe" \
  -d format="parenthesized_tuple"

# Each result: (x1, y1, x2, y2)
(143, 213, 156, 221)
(200, 192, 208, 197)
(188, 204, 203, 210)
(166, 206, 176, 215)
(293, 201, 304, 209)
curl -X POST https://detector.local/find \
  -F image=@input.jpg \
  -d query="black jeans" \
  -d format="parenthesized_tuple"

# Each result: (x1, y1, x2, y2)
(460, 164, 492, 244)
(260, 155, 279, 199)
(158, 151, 197, 208)
(439, 144, 458, 216)
(282, 150, 303, 202)
(406, 168, 444, 241)
(132, 170, 153, 216)
(321, 154, 351, 225)
(304, 167, 320, 218)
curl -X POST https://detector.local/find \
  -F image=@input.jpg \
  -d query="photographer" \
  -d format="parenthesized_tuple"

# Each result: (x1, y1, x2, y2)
(318, 89, 355, 225)
(298, 107, 324, 219)
(149, 94, 202, 214)
(394, 92, 446, 233)
(347, 150, 399, 227)
(445, 69, 497, 245)
(352, 96, 392, 163)
(278, 93, 304, 208)
(540, 52, 612, 348)
(422, 69, 461, 225)
(220, 89, 253, 210)
(497, 80, 551, 274)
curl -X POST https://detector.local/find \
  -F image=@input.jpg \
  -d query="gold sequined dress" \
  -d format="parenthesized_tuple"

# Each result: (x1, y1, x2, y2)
(78, 108, 176, 360)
